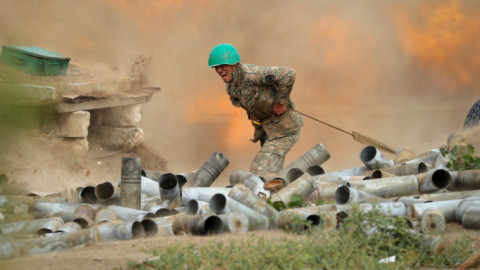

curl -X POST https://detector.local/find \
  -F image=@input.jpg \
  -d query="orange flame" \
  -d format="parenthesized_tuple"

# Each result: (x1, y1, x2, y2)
(393, 1, 480, 89)
(104, 0, 218, 34)
(183, 94, 252, 150)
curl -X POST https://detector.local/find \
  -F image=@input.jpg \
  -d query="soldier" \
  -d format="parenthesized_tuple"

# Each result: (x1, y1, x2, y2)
(208, 43, 303, 176)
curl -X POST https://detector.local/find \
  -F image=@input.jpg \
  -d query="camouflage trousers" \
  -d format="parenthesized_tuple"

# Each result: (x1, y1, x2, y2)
(249, 130, 301, 176)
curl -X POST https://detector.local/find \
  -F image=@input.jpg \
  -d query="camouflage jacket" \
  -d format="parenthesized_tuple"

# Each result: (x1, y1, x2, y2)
(226, 63, 303, 139)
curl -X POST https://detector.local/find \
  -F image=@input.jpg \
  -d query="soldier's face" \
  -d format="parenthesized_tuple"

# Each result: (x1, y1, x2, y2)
(214, 64, 235, 83)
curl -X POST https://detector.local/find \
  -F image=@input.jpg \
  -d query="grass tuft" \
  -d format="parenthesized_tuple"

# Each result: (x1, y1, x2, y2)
(120, 206, 475, 269)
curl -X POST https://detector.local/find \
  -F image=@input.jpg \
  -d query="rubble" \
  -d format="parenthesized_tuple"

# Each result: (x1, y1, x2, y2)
(1, 131, 480, 261)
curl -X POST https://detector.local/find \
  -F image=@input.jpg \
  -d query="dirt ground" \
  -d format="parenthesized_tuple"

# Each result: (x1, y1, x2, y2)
(0, 221, 478, 270)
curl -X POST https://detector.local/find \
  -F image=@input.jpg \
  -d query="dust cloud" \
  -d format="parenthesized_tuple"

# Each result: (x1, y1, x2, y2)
(1, 0, 479, 186)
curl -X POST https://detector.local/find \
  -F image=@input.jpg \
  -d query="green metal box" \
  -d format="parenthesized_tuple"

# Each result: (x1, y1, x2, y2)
(0, 45, 70, 76)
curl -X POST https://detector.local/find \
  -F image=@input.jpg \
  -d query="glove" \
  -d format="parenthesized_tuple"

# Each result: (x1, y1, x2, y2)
(251, 120, 268, 146)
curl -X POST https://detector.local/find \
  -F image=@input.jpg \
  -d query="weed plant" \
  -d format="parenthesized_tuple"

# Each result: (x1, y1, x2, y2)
(121, 206, 474, 270)
(440, 143, 480, 170)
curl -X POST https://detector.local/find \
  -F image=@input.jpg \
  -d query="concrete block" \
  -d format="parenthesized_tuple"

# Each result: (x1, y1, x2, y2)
(90, 104, 142, 127)
(54, 111, 90, 138)
(89, 125, 144, 150)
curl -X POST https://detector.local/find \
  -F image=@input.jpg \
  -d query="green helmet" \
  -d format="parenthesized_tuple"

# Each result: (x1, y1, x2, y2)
(208, 43, 241, 67)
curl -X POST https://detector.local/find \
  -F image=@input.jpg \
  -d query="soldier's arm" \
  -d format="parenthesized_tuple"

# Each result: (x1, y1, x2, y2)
(225, 85, 241, 107)
(261, 66, 296, 105)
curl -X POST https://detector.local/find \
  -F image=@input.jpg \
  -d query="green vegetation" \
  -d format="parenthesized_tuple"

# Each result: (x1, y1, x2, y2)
(266, 194, 308, 212)
(120, 207, 475, 270)
(440, 143, 480, 171)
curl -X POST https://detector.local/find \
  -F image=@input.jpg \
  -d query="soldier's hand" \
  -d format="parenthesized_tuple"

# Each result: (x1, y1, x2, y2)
(272, 102, 287, 116)
(250, 114, 261, 127)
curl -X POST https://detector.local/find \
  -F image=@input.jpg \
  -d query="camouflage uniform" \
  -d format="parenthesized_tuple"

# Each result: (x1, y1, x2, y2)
(226, 63, 303, 176)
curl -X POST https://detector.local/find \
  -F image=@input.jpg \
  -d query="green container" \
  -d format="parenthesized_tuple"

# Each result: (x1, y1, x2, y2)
(0, 45, 70, 76)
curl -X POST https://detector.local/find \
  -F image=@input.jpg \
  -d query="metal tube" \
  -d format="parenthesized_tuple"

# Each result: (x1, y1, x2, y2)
(395, 197, 429, 207)
(336, 202, 408, 217)
(141, 176, 160, 198)
(349, 175, 420, 198)
(217, 212, 249, 233)
(461, 204, 480, 229)
(33, 202, 98, 221)
(95, 182, 120, 204)
(277, 205, 338, 230)
(0, 226, 101, 260)
(270, 173, 315, 205)
(334, 186, 390, 205)
(0, 217, 63, 235)
(369, 162, 432, 176)
(230, 169, 262, 185)
(229, 169, 270, 199)
(158, 173, 180, 206)
(180, 187, 231, 205)
(228, 183, 279, 227)
(120, 157, 142, 210)
(177, 170, 197, 185)
(285, 168, 305, 184)
(175, 174, 188, 187)
(172, 214, 224, 235)
(449, 170, 480, 191)
(360, 146, 394, 170)
(306, 165, 325, 176)
(415, 190, 480, 202)
(113, 220, 146, 239)
(185, 199, 212, 215)
(187, 152, 230, 187)
(146, 220, 174, 236)
(321, 166, 369, 177)
(455, 198, 480, 222)
(307, 180, 340, 202)
(243, 177, 270, 199)
(72, 205, 96, 229)
(209, 194, 269, 230)
(95, 220, 145, 241)
(369, 169, 397, 179)
(142, 201, 172, 217)
(315, 175, 366, 183)
(417, 168, 451, 193)
(77, 186, 97, 204)
(95, 220, 123, 242)
(107, 205, 156, 222)
(141, 169, 163, 181)
(54, 222, 82, 234)
(268, 143, 330, 183)
(141, 219, 158, 237)
(94, 208, 117, 224)
(420, 209, 446, 234)
(409, 199, 464, 222)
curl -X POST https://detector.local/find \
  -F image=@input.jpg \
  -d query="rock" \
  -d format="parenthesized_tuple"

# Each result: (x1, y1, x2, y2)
(54, 111, 90, 138)
(89, 125, 144, 150)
